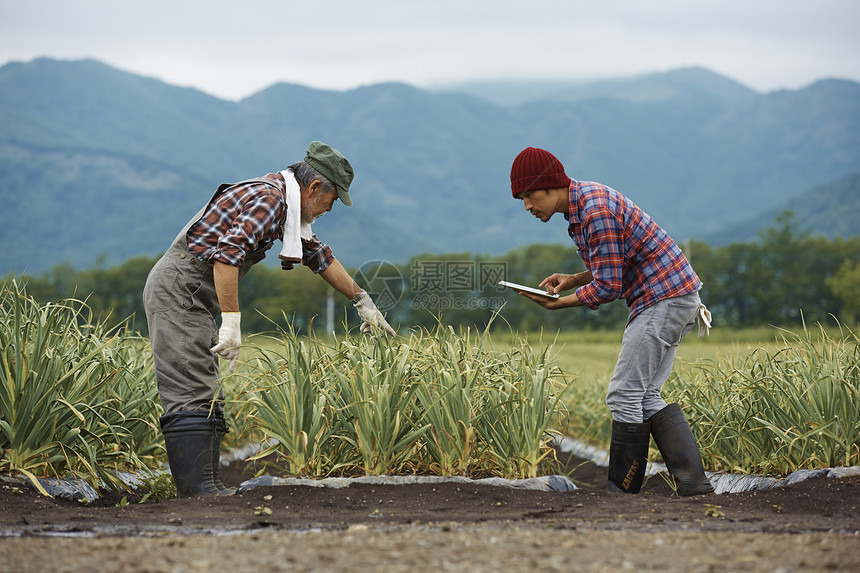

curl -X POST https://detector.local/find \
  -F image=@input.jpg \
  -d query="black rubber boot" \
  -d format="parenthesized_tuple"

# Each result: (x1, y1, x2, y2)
(607, 420, 651, 493)
(649, 403, 714, 496)
(160, 411, 224, 499)
(211, 412, 236, 495)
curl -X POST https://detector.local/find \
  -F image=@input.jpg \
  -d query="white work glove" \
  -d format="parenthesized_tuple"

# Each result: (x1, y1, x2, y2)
(697, 304, 712, 338)
(353, 292, 396, 336)
(211, 312, 242, 370)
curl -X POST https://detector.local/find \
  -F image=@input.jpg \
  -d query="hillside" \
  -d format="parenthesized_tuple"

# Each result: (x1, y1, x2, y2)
(1, 58, 859, 273)
(703, 171, 860, 245)
(433, 66, 760, 107)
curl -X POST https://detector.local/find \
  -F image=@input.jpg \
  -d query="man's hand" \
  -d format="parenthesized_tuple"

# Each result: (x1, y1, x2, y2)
(539, 273, 584, 294)
(354, 293, 396, 336)
(211, 312, 242, 370)
(517, 290, 580, 310)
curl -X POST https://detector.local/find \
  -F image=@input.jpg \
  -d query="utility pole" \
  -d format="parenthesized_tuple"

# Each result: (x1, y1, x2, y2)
(326, 287, 334, 336)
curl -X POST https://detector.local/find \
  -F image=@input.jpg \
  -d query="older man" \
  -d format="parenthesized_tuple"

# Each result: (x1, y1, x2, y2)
(508, 146, 713, 496)
(143, 141, 394, 498)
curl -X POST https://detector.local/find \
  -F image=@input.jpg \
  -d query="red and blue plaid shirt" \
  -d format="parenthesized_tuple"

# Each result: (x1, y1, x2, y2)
(566, 180, 701, 322)
(186, 172, 334, 273)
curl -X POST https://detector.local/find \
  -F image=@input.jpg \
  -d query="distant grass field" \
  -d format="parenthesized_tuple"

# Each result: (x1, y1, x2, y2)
(545, 326, 790, 386)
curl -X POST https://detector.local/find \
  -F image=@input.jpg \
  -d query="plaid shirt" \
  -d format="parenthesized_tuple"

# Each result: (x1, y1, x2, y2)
(566, 180, 701, 322)
(186, 172, 334, 273)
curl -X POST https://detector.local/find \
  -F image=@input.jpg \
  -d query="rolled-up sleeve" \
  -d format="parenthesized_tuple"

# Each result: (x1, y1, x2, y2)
(301, 234, 335, 274)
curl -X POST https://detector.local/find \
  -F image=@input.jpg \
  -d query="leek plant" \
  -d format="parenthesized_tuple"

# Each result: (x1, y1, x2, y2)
(331, 338, 430, 475)
(668, 323, 860, 474)
(241, 322, 571, 479)
(0, 282, 161, 494)
(476, 340, 571, 478)
(412, 326, 487, 476)
(240, 333, 338, 476)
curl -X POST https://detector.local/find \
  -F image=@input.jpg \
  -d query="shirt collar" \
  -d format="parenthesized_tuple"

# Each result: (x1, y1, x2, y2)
(564, 180, 580, 224)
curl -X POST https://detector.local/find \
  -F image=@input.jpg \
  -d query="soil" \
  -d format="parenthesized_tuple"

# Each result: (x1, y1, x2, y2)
(1, 450, 858, 573)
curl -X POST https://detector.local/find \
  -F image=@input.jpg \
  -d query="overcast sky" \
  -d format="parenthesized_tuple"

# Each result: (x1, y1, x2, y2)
(1, 0, 858, 101)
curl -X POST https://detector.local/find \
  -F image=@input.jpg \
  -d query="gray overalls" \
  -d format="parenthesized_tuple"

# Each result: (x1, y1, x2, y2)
(143, 179, 282, 414)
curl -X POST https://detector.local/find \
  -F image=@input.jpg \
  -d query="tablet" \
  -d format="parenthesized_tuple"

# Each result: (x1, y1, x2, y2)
(498, 280, 560, 299)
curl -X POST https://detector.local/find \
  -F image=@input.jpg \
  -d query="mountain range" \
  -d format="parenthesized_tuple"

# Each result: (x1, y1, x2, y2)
(1, 58, 858, 274)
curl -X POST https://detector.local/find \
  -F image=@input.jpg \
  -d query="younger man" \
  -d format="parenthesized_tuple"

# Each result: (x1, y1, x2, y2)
(509, 146, 713, 496)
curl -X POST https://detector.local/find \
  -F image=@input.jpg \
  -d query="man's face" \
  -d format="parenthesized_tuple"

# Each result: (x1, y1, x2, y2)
(301, 181, 338, 224)
(520, 189, 555, 223)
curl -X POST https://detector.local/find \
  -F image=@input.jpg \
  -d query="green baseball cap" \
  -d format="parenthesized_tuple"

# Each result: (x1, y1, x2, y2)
(304, 141, 354, 206)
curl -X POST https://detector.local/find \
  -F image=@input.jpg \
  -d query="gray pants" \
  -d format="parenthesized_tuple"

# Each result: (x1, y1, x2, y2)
(605, 292, 701, 423)
(143, 241, 223, 414)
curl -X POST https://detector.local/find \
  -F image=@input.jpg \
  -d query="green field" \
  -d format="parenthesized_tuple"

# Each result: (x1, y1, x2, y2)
(534, 325, 795, 378)
(224, 321, 860, 477)
(491, 328, 788, 447)
(502, 324, 859, 474)
(241, 325, 809, 452)
(3, 278, 857, 492)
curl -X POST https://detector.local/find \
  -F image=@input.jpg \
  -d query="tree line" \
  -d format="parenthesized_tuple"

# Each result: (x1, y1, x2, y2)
(9, 212, 860, 336)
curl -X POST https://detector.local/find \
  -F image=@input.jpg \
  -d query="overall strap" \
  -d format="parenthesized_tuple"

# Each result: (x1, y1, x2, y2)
(215, 177, 283, 195)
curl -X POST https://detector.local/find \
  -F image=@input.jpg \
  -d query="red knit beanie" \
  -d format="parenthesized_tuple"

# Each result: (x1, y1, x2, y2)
(510, 147, 570, 198)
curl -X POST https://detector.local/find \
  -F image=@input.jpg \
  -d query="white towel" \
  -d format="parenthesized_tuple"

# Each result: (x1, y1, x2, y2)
(278, 170, 313, 268)
(697, 304, 712, 337)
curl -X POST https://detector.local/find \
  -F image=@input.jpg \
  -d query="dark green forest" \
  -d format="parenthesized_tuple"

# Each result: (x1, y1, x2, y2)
(9, 212, 860, 336)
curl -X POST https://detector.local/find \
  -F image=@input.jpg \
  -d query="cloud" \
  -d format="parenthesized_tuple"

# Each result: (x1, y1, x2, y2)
(1, 0, 858, 100)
